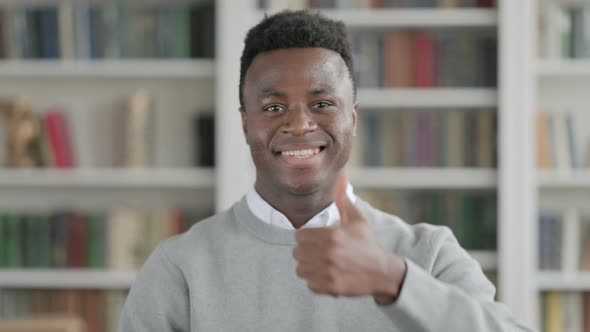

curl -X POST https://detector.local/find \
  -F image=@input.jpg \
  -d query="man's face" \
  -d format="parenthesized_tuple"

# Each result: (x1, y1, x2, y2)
(241, 47, 357, 196)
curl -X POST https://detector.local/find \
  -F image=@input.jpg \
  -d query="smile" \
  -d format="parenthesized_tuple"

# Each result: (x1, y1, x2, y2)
(280, 148, 321, 159)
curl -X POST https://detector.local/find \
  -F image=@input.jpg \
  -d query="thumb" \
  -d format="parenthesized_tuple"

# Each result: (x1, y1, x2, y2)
(334, 175, 364, 226)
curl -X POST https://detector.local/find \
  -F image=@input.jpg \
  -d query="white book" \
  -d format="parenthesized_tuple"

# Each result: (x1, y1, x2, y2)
(562, 208, 580, 274)
(108, 208, 146, 270)
(124, 90, 153, 168)
(269, 0, 291, 10)
(542, 2, 571, 58)
(563, 292, 583, 332)
(69, 109, 93, 168)
(58, 1, 75, 59)
(288, 0, 308, 9)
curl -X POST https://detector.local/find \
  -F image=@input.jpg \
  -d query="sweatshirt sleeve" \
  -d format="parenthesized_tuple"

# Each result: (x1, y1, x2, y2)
(119, 243, 190, 332)
(379, 226, 535, 332)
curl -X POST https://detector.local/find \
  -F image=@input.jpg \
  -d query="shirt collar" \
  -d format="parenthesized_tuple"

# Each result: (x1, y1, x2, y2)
(246, 183, 356, 230)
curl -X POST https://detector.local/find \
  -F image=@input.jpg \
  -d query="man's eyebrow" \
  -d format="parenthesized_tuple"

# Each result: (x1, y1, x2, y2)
(308, 87, 335, 96)
(257, 89, 286, 99)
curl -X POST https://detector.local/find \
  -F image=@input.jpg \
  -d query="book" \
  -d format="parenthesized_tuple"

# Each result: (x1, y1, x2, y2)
(87, 213, 106, 269)
(67, 213, 88, 268)
(0, 10, 6, 58)
(107, 208, 145, 270)
(43, 108, 75, 168)
(4, 214, 22, 267)
(537, 112, 553, 169)
(545, 292, 563, 332)
(194, 113, 215, 167)
(384, 31, 414, 88)
(413, 32, 436, 87)
(0, 215, 4, 266)
(123, 90, 153, 168)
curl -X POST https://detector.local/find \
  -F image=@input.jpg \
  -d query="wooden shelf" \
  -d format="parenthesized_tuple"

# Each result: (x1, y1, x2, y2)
(0, 168, 215, 189)
(256, 8, 498, 28)
(0, 59, 215, 78)
(536, 272, 590, 291)
(357, 88, 498, 108)
(538, 171, 590, 189)
(0, 250, 495, 289)
(349, 168, 497, 189)
(0, 269, 136, 289)
(537, 60, 590, 78)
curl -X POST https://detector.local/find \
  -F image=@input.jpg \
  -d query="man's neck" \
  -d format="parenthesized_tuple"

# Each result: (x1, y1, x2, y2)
(254, 180, 337, 229)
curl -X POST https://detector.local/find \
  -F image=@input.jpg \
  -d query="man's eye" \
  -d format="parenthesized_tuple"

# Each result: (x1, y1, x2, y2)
(313, 102, 331, 109)
(264, 105, 283, 112)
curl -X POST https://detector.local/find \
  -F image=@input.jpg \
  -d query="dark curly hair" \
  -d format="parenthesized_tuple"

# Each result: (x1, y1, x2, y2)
(239, 10, 356, 107)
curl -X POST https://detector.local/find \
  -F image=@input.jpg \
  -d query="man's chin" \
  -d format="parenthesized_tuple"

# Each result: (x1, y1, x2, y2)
(283, 179, 321, 196)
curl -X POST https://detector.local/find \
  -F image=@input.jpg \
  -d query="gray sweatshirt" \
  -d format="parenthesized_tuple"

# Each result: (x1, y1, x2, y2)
(120, 197, 534, 331)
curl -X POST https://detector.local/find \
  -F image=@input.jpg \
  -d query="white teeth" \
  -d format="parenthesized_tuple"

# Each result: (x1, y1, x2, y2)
(281, 148, 321, 159)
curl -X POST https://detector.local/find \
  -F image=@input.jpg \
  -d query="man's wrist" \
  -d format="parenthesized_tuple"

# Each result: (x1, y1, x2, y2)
(373, 254, 407, 305)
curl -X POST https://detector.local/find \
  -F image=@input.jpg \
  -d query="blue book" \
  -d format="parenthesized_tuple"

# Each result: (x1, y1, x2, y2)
(50, 212, 69, 268)
(363, 112, 381, 166)
(88, 5, 100, 58)
(40, 8, 59, 58)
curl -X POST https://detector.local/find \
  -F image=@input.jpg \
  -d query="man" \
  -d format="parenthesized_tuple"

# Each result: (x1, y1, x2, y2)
(120, 10, 534, 331)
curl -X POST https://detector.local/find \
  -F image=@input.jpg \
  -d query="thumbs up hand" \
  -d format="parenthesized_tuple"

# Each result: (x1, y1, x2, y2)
(293, 175, 407, 304)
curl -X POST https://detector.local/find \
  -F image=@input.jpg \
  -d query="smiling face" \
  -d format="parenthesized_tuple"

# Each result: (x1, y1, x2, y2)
(241, 47, 357, 198)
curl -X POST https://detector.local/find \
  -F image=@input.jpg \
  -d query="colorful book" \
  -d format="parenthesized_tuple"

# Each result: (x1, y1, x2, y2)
(67, 213, 88, 268)
(87, 213, 106, 268)
(413, 32, 436, 87)
(44, 108, 75, 168)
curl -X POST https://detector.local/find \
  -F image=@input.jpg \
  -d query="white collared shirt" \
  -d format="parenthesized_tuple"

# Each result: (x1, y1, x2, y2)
(246, 183, 356, 230)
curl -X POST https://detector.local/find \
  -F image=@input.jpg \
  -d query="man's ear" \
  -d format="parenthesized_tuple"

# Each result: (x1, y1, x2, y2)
(240, 107, 249, 144)
(352, 101, 358, 137)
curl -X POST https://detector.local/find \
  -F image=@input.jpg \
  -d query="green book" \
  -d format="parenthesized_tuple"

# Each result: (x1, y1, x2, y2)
(24, 214, 37, 267)
(174, 5, 190, 58)
(482, 195, 498, 251)
(459, 193, 476, 250)
(24, 214, 51, 268)
(4, 214, 23, 268)
(0, 215, 5, 267)
(87, 213, 106, 268)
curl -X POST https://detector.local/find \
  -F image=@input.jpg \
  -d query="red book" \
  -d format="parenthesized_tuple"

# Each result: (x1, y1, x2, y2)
(384, 32, 413, 88)
(477, 0, 494, 8)
(83, 290, 104, 332)
(169, 209, 188, 236)
(370, 0, 383, 8)
(67, 213, 88, 267)
(584, 292, 590, 332)
(44, 108, 75, 168)
(413, 32, 436, 88)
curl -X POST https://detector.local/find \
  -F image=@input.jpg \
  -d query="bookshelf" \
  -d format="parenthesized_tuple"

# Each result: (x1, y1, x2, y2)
(0, 168, 215, 189)
(357, 88, 497, 108)
(255, 7, 497, 27)
(0, 59, 215, 78)
(531, 0, 590, 330)
(537, 59, 590, 77)
(0, 2, 219, 326)
(0, 270, 136, 289)
(349, 168, 496, 189)
(537, 272, 590, 291)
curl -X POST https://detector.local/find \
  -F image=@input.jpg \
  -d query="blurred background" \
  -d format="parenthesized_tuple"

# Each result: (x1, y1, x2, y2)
(0, 0, 587, 331)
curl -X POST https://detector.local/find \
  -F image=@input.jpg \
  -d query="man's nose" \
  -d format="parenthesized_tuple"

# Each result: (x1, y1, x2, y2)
(282, 104, 318, 136)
